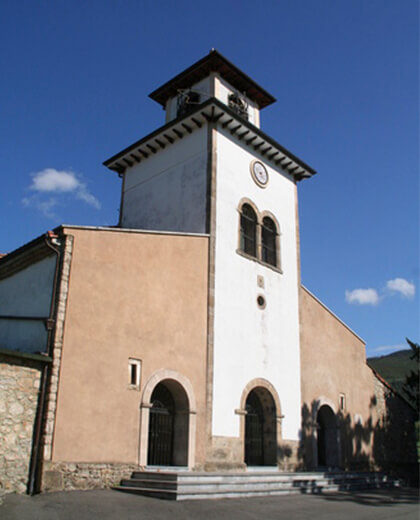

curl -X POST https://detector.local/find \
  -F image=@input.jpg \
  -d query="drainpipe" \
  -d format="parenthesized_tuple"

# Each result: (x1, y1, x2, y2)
(27, 231, 63, 495)
(117, 171, 125, 227)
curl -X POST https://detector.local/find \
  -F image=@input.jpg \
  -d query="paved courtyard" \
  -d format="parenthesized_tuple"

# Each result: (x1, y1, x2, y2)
(1, 487, 419, 520)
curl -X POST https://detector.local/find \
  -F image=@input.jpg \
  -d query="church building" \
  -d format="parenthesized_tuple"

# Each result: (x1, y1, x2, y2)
(0, 51, 416, 495)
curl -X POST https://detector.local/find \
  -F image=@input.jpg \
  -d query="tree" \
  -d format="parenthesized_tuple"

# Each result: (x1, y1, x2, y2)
(403, 338, 419, 412)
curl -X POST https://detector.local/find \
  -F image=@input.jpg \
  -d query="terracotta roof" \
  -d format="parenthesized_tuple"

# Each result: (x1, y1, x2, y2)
(149, 50, 276, 109)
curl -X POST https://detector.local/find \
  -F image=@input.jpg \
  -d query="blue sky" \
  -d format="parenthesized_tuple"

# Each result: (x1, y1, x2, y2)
(1, 1, 418, 357)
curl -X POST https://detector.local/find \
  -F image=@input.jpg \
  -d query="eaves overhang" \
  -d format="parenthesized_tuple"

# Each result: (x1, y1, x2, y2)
(103, 98, 317, 181)
(149, 49, 276, 109)
(0, 234, 55, 280)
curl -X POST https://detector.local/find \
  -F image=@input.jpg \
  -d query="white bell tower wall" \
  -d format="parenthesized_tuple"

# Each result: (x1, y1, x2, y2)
(120, 127, 208, 233)
(215, 75, 260, 127)
(163, 75, 260, 128)
(211, 128, 302, 442)
(165, 77, 213, 123)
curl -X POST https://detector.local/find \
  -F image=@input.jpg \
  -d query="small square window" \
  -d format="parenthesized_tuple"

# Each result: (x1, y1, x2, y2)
(128, 359, 141, 389)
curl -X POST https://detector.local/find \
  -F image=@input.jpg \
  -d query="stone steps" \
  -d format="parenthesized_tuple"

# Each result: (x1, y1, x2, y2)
(114, 470, 399, 500)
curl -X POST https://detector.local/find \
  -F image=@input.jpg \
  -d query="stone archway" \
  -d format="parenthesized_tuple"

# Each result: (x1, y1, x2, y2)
(147, 380, 189, 466)
(315, 401, 340, 469)
(238, 379, 283, 467)
(139, 370, 197, 468)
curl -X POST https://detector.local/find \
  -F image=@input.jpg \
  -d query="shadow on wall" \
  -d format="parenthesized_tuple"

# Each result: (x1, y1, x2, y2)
(293, 392, 418, 485)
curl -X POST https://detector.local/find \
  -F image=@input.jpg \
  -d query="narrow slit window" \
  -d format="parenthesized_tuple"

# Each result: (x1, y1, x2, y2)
(240, 204, 257, 257)
(261, 216, 277, 267)
(130, 364, 137, 385)
(128, 359, 141, 389)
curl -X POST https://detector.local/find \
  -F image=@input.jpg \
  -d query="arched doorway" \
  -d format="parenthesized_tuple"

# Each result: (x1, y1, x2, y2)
(316, 405, 339, 468)
(147, 380, 189, 466)
(244, 387, 276, 466)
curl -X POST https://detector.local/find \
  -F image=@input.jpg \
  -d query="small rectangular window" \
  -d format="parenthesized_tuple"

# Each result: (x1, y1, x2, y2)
(128, 359, 141, 389)
(130, 364, 137, 385)
(339, 393, 346, 411)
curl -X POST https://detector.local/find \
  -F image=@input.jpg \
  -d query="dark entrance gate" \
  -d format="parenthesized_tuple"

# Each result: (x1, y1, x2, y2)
(245, 391, 265, 465)
(147, 383, 175, 466)
(316, 404, 339, 468)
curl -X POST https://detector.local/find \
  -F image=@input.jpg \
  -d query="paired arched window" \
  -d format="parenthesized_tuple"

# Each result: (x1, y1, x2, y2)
(240, 204, 257, 257)
(238, 201, 280, 270)
(261, 217, 277, 267)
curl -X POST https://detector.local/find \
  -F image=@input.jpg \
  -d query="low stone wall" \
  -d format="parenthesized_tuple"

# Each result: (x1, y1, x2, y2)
(0, 355, 42, 494)
(42, 462, 139, 492)
(277, 440, 300, 470)
(204, 436, 300, 471)
(204, 436, 246, 471)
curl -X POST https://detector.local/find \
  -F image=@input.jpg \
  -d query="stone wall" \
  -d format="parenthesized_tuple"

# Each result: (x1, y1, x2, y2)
(277, 440, 300, 471)
(0, 354, 42, 494)
(204, 436, 246, 471)
(42, 462, 139, 491)
(43, 234, 73, 462)
(204, 436, 300, 472)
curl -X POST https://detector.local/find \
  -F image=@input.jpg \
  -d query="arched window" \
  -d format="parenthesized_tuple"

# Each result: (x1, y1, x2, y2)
(237, 201, 281, 272)
(240, 204, 257, 257)
(261, 216, 277, 267)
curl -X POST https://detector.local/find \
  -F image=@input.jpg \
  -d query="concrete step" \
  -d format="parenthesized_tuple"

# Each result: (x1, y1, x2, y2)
(114, 486, 177, 500)
(115, 471, 400, 500)
(131, 471, 178, 481)
(120, 478, 178, 490)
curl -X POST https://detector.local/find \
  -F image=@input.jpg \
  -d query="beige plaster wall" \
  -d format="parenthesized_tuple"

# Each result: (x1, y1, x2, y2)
(52, 228, 208, 466)
(300, 286, 376, 468)
(300, 286, 373, 416)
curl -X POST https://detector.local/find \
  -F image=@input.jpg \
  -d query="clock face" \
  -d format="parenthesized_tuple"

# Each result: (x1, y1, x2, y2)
(251, 160, 268, 187)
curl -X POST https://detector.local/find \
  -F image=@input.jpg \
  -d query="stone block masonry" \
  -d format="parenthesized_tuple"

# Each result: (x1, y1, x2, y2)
(0, 356, 42, 494)
(42, 462, 139, 492)
(43, 234, 73, 462)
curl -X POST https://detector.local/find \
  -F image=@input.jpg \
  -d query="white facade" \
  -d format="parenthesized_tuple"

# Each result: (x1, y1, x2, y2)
(121, 127, 208, 233)
(211, 129, 302, 441)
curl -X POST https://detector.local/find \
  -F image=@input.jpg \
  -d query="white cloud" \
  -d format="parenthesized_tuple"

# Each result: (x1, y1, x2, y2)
(345, 288, 380, 305)
(22, 196, 59, 219)
(372, 344, 406, 354)
(386, 278, 415, 299)
(30, 168, 80, 193)
(23, 168, 100, 216)
(75, 187, 101, 209)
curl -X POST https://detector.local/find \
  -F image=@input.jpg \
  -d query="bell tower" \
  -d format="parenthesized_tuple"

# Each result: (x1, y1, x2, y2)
(104, 50, 316, 469)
